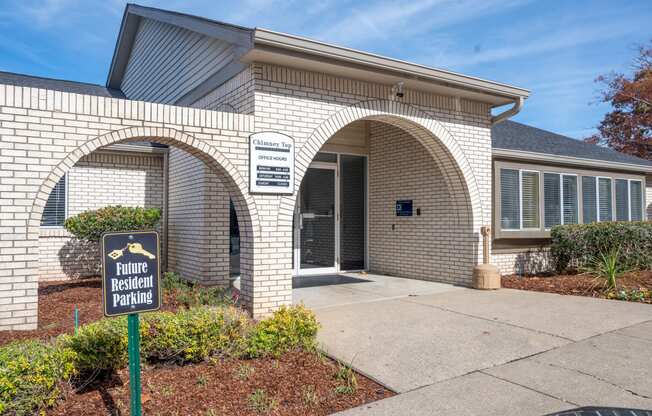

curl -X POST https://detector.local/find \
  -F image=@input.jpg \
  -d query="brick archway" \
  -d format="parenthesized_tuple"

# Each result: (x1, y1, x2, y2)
(282, 99, 486, 283)
(29, 126, 260, 312)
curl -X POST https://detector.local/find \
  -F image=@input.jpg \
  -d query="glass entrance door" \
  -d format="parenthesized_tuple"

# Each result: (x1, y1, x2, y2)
(295, 164, 338, 275)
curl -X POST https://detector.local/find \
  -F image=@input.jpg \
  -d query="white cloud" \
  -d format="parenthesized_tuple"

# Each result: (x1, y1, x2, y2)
(310, 0, 530, 47)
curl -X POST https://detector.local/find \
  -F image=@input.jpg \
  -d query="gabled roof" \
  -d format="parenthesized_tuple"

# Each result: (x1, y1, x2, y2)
(0, 71, 124, 98)
(107, 4, 529, 107)
(492, 121, 652, 172)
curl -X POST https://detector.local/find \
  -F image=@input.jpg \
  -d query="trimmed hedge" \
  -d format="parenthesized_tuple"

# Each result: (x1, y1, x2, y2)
(550, 221, 652, 273)
(247, 304, 319, 358)
(141, 306, 251, 363)
(64, 205, 161, 241)
(0, 305, 319, 415)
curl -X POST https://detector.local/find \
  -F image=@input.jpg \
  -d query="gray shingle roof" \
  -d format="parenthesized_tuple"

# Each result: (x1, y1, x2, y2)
(0, 71, 124, 98)
(492, 120, 652, 168)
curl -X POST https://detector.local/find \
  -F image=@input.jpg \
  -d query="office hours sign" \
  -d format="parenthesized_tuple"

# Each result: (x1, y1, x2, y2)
(249, 132, 295, 194)
(101, 231, 161, 316)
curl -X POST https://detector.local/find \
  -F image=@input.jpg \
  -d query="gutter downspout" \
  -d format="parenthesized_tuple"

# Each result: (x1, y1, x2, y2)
(491, 96, 524, 125)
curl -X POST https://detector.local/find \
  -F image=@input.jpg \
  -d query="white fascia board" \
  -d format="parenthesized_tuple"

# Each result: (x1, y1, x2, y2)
(493, 148, 652, 173)
(253, 28, 530, 101)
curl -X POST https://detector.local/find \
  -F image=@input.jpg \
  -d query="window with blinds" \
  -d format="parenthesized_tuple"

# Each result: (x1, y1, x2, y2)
(562, 175, 579, 225)
(630, 180, 643, 221)
(521, 171, 540, 228)
(41, 175, 66, 227)
(598, 177, 612, 221)
(500, 169, 520, 230)
(498, 164, 644, 235)
(582, 176, 597, 224)
(615, 179, 629, 221)
(544, 173, 561, 228)
(544, 173, 579, 228)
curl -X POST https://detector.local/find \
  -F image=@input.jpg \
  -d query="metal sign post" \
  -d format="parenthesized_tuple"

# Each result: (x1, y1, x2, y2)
(128, 313, 142, 416)
(101, 230, 161, 416)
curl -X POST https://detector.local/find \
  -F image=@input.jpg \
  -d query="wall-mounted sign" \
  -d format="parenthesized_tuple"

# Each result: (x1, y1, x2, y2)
(249, 132, 295, 194)
(396, 200, 413, 217)
(101, 231, 161, 317)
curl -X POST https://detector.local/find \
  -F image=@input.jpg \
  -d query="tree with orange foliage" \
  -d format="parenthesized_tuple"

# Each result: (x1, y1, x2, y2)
(585, 41, 652, 160)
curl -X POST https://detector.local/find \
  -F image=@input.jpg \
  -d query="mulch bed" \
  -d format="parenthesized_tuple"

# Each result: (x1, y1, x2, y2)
(502, 270, 652, 303)
(0, 278, 180, 346)
(1, 278, 394, 415)
(50, 351, 392, 416)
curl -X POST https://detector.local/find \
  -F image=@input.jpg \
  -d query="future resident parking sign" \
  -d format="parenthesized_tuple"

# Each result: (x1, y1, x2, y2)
(101, 231, 161, 317)
(249, 132, 295, 194)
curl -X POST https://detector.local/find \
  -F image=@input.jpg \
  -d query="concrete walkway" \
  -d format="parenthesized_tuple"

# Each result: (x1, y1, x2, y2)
(293, 273, 652, 415)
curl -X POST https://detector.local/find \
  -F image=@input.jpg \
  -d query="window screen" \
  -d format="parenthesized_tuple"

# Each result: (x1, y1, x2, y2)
(630, 181, 643, 221)
(598, 177, 612, 221)
(615, 179, 629, 221)
(41, 175, 66, 226)
(562, 175, 578, 224)
(521, 171, 539, 228)
(582, 176, 597, 224)
(500, 169, 520, 230)
(544, 173, 561, 228)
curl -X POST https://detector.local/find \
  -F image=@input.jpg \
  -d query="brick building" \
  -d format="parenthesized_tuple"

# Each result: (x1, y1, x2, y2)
(0, 4, 650, 330)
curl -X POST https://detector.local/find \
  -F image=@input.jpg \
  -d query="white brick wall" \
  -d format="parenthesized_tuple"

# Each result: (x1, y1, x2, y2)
(191, 68, 255, 114)
(38, 150, 164, 281)
(0, 84, 263, 330)
(250, 64, 491, 294)
(368, 122, 475, 284)
(492, 249, 553, 276)
(167, 147, 230, 284)
(1, 61, 494, 329)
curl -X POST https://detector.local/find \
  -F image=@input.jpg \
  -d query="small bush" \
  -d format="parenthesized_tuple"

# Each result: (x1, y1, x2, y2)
(247, 304, 319, 358)
(550, 222, 652, 273)
(583, 247, 629, 289)
(141, 306, 251, 363)
(64, 205, 161, 241)
(61, 317, 129, 372)
(247, 389, 278, 413)
(163, 271, 231, 309)
(334, 362, 358, 395)
(0, 340, 76, 415)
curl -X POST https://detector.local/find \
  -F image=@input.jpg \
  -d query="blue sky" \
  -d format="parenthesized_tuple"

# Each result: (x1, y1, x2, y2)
(0, 0, 651, 139)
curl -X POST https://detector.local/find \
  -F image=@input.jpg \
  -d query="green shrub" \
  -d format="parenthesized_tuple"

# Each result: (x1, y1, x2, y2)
(0, 340, 76, 415)
(247, 305, 320, 358)
(550, 221, 652, 273)
(61, 317, 130, 372)
(141, 306, 251, 363)
(64, 205, 161, 241)
(163, 271, 232, 308)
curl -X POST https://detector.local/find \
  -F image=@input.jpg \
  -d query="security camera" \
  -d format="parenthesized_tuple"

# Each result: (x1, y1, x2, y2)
(392, 82, 405, 98)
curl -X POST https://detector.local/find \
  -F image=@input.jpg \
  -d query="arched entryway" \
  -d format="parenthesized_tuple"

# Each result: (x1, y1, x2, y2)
(283, 99, 484, 287)
(29, 126, 260, 314)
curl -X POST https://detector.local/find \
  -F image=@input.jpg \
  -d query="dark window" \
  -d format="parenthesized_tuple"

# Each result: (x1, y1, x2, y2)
(41, 175, 66, 226)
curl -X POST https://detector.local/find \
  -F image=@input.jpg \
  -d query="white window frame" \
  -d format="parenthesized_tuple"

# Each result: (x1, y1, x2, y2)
(40, 174, 69, 228)
(543, 172, 578, 231)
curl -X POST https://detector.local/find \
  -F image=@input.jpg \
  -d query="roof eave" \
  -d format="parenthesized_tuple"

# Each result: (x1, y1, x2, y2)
(493, 148, 652, 173)
(253, 28, 530, 104)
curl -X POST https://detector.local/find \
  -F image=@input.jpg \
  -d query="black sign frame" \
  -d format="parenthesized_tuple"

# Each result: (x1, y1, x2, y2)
(101, 230, 162, 317)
